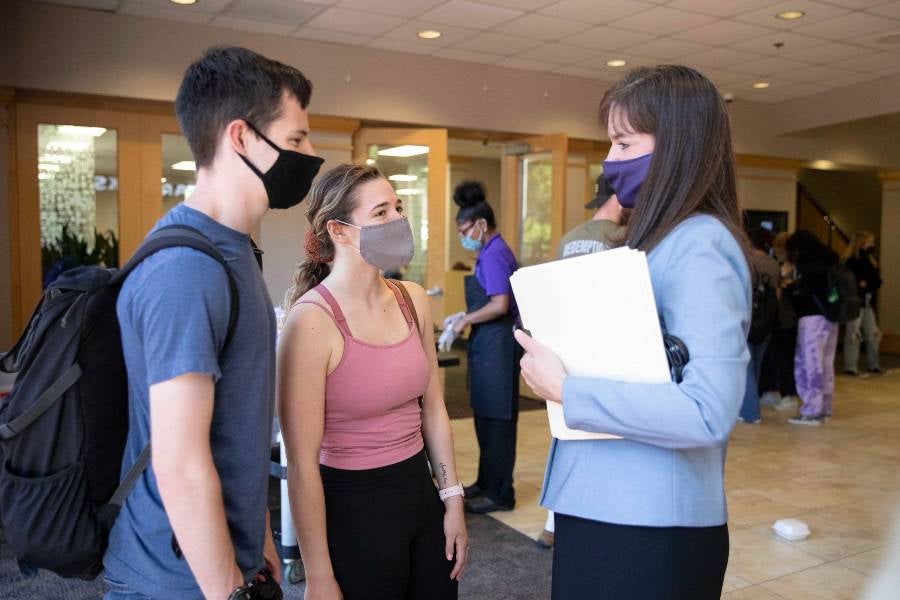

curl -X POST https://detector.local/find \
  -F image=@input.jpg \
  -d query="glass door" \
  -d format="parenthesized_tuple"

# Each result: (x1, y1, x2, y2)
(500, 133, 568, 266)
(353, 128, 448, 320)
(13, 103, 142, 329)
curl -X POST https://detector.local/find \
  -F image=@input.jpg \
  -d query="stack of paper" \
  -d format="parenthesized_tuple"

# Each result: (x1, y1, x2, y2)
(510, 247, 671, 440)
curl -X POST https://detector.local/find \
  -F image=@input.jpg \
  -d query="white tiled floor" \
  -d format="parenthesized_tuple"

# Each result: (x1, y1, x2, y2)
(449, 369, 900, 599)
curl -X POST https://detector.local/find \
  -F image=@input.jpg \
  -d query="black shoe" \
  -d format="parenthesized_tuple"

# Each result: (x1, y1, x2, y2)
(463, 483, 485, 499)
(868, 367, 885, 375)
(464, 496, 514, 514)
(843, 369, 860, 376)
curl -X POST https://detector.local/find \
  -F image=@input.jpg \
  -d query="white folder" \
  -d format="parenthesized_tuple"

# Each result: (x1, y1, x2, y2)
(510, 247, 671, 440)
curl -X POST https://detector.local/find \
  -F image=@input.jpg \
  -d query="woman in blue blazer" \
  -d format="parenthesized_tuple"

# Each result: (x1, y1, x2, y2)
(515, 65, 751, 599)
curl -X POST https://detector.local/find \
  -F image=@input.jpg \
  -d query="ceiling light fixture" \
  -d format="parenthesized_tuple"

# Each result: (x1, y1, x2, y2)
(775, 10, 805, 20)
(377, 145, 429, 158)
(606, 59, 627, 68)
(417, 30, 442, 40)
(169, 0, 198, 5)
(396, 189, 422, 196)
(389, 174, 418, 182)
(751, 82, 771, 89)
(172, 160, 197, 171)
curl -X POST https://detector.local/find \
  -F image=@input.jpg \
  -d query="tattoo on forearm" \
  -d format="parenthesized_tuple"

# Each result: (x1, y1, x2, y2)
(439, 462, 449, 486)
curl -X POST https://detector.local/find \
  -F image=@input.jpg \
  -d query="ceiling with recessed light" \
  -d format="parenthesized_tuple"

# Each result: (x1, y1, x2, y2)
(26, 0, 900, 104)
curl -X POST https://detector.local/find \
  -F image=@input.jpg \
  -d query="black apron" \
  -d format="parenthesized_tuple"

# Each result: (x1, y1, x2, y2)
(465, 274, 519, 420)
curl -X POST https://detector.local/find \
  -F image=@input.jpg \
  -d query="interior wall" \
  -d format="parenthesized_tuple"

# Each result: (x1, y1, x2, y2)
(798, 169, 883, 244)
(259, 132, 351, 306)
(0, 105, 11, 349)
(881, 180, 900, 342)
(736, 167, 798, 233)
(5, 0, 900, 170)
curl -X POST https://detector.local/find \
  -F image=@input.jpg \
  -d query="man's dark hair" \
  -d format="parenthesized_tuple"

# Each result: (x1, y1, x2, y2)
(175, 46, 313, 168)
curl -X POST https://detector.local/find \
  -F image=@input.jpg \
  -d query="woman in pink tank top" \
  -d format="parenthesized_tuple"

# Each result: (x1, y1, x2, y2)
(277, 164, 468, 600)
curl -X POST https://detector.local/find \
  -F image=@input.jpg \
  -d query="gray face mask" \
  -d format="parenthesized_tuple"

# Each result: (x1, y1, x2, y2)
(336, 217, 415, 271)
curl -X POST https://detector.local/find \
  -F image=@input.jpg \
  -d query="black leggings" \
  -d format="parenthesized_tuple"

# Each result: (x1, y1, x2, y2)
(552, 513, 729, 600)
(320, 450, 457, 600)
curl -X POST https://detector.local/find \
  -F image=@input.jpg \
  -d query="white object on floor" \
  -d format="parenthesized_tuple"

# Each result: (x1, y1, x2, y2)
(510, 248, 670, 441)
(773, 518, 811, 541)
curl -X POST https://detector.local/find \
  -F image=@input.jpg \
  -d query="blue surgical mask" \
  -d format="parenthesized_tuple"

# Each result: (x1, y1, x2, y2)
(460, 221, 484, 252)
(603, 152, 652, 209)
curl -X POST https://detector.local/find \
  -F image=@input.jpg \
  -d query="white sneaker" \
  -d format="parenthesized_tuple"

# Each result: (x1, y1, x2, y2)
(774, 396, 796, 411)
(759, 391, 781, 407)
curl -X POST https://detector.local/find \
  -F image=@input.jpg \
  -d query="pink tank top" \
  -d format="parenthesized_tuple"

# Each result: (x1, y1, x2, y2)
(297, 280, 430, 470)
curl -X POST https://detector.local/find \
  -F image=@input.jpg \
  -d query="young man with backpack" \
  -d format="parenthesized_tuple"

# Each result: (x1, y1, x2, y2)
(102, 47, 322, 598)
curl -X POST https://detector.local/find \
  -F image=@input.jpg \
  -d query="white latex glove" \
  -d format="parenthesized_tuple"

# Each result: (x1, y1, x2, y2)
(438, 312, 466, 352)
(438, 327, 457, 353)
(443, 312, 466, 329)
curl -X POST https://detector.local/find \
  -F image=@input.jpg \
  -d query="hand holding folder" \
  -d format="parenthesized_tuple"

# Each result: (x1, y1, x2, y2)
(510, 247, 671, 440)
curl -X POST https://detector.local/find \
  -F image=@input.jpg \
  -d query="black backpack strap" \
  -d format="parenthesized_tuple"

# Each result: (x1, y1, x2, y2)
(114, 225, 240, 350)
(104, 227, 266, 513)
(0, 363, 82, 441)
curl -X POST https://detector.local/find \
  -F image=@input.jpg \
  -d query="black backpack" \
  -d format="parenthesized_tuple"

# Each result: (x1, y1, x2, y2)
(748, 273, 778, 344)
(815, 264, 860, 324)
(0, 225, 239, 580)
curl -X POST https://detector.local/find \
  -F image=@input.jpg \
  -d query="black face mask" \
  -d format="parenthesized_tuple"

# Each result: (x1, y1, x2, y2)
(238, 121, 324, 210)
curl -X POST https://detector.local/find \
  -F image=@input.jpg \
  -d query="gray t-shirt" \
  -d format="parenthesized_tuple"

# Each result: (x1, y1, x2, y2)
(104, 203, 276, 598)
(558, 219, 624, 259)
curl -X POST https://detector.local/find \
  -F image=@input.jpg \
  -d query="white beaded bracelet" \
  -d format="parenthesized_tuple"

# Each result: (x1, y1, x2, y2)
(438, 483, 465, 501)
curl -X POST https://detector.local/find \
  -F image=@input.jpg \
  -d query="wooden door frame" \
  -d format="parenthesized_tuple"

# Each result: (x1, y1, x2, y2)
(352, 127, 448, 317)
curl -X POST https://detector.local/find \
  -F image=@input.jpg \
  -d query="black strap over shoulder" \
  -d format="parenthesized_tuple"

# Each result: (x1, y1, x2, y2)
(106, 225, 253, 512)
(115, 224, 241, 350)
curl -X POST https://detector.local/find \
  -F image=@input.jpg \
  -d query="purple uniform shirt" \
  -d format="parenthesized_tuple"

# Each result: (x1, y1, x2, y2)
(474, 234, 519, 318)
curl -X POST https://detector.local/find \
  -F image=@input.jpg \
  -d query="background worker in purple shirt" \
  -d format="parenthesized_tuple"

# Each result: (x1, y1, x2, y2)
(451, 181, 521, 514)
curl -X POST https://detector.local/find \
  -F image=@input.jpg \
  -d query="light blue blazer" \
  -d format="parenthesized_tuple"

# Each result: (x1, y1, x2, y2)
(540, 215, 751, 527)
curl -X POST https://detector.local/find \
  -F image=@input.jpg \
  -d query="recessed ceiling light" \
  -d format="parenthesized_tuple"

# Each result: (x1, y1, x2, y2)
(365, 158, 376, 165)
(389, 174, 418, 182)
(172, 160, 197, 171)
(606, 59, 627, 68)
(396, 189, 422, 196)
(417, 30, 442, 40)
(776, 10, 805, 20)
(169, 0, 198, 5)
(751, 82, 770, 89)
(377, 145, 429, 158)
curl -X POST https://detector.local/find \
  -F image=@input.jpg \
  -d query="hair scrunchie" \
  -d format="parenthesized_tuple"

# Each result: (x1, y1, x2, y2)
(304, 229, 330, 264)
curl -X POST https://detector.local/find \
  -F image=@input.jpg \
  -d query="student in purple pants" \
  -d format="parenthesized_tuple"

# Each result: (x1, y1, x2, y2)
(784, 230, 840, 426)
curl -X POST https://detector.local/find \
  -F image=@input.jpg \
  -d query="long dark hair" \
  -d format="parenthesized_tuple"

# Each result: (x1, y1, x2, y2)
(600, 65, 748, 259)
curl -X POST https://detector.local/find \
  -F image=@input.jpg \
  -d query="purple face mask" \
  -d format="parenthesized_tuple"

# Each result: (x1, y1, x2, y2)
(602, 153, 652, 209)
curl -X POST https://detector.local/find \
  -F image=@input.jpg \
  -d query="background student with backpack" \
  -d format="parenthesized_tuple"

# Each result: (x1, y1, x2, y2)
(739, 228, 780, 424)
(843, 231, 884, 376)
(784, 230, 843, 426)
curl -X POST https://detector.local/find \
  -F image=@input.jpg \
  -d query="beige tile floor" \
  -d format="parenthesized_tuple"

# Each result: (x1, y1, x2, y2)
(449, 369, 900, 599)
